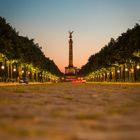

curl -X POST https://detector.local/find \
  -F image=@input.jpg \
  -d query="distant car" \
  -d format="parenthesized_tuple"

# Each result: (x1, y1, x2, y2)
(19, 77, 29, 84)
(81, 79, 86, 83)
(72, 79, 86, 83)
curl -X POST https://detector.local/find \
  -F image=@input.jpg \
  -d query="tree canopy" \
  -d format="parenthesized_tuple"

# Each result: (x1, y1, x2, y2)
(79, 24, 140, 76)
(0, 17, 62, 76)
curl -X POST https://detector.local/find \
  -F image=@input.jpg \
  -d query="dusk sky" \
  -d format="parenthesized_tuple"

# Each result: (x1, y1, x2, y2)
(0, 0, 140, 72)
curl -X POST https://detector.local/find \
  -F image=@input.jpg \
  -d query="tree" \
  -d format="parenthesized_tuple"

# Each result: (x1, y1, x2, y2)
(0, 17, 62, 77)
(79, 24, 140, 80)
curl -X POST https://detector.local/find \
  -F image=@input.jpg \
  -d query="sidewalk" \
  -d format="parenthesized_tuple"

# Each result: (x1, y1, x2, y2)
(87, 81, 140, 85)
(0, 82, 53, 86)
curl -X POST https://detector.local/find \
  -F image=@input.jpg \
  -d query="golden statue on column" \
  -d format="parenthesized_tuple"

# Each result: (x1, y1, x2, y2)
(65, 31, 77, 76)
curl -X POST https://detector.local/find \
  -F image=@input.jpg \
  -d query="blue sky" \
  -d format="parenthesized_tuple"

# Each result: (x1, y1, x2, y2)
(0, 0, 140, 72)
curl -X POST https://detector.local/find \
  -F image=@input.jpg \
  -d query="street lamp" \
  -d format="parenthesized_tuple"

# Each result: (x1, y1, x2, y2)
(137, 65, 140, 69)
(22, 70, 24, 73)
(1, 65, 5, 70)
(117, 70, 120, 73)
(125, 68, 128, 71)
(13, 68, 16, 72)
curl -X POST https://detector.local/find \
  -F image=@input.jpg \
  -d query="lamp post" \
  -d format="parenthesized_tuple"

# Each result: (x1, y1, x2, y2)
(137, 65, 140, 69)
(1, 65, 4, 70)
(13, 66, 17, 82)
(13, 68, 16, 72)
(22, 70, 24, 74)
(136, 65, 140, 81)
(1, 64, 5, 82)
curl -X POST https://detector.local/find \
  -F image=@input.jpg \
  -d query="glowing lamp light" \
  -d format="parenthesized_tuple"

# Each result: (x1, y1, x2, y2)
(137, 65, 140, 69)
(13, 68, 16, 72)
(1, 65, 5, 70)
(22, 70, 24, 73)
(125, 68, 128, 71)
(117, 70, 120, 73)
